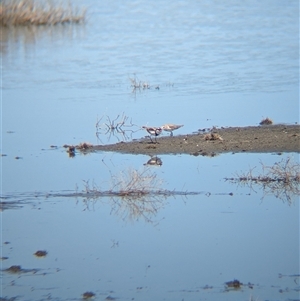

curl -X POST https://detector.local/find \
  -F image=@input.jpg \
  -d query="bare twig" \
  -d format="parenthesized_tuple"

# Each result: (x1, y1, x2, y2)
(95, 113, 140, 142)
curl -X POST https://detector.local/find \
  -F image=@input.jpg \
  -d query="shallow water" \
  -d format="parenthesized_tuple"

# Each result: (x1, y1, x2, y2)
(1, 0, 299, 300)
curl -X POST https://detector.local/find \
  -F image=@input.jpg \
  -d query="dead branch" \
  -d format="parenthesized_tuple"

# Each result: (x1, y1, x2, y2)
(95, 113, 140, 142)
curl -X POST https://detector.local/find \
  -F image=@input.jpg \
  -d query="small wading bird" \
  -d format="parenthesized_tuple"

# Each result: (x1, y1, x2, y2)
(142, 126, 162, 143)
(161, 124, 184, 136)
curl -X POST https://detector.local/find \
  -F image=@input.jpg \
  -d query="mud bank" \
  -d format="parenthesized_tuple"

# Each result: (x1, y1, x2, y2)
(91, 124, 299, 156)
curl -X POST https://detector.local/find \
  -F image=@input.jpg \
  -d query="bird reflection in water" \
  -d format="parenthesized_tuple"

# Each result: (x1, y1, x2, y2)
(144, 156, 163, 167)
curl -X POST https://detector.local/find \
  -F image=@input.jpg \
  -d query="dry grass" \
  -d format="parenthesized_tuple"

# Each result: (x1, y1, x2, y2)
(81, 168, 167, 222)
(110, 168, 164, 198)
(78, 168, 209, 222)
(129, 74, 160, 92)
(129, 75, 150, 91)
(109, 169, 166, 222)
(225, 157, 300, 204)
(0, 0, 86, 26)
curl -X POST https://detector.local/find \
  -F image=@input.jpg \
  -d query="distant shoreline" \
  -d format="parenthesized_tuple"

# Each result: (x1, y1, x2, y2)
(91, 124, 300, 156)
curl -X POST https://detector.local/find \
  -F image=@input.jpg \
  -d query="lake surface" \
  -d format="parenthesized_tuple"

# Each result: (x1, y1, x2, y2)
(1, 1, 299, 300)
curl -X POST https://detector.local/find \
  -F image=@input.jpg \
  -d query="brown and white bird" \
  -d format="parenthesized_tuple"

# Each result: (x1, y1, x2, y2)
(142, 126, 162, 143)
(161, 124, 184, 136)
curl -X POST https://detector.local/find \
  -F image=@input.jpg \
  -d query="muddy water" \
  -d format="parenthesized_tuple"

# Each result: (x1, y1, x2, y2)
(1, 0, 299, 300)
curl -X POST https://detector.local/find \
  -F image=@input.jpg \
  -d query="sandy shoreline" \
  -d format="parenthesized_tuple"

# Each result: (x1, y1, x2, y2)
(86, 124, 300, 156)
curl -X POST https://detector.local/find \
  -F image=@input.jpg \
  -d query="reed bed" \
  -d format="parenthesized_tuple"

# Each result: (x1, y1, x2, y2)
(0, 0, 86, 26)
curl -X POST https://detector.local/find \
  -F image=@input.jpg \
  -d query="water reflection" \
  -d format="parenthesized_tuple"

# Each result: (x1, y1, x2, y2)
(225, 157, 300, 204)
(3, 157, 299, 217)
(0, 200, 26, 211)
(0, 23, 86, 57)
(81, 168, 167, 223)
(2, 1, 299, 300)
(143, 156, 163, 167)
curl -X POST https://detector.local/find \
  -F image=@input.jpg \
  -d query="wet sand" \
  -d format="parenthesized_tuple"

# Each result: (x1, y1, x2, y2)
(92, 124, 300, 156)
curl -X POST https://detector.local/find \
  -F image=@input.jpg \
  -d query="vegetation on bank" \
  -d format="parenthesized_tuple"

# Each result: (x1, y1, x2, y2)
(0, 0, 86, 26)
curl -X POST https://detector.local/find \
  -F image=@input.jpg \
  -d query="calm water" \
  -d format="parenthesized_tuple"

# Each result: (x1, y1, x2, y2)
(1, 0, 299, 300)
